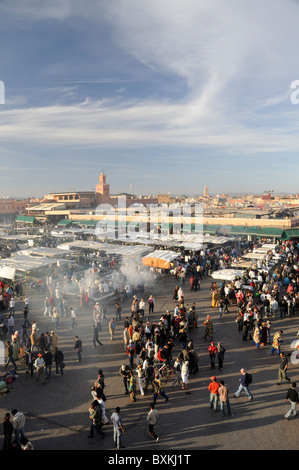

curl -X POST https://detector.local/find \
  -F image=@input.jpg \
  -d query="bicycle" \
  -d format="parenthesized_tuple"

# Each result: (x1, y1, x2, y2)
(154, 361, 173, 379)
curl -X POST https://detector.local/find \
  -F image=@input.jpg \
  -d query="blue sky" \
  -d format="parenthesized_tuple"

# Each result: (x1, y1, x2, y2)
(1, 0, 299, 198)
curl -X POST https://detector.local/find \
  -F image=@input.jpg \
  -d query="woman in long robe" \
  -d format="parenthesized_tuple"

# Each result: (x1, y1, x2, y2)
(211, 289, 218, 308)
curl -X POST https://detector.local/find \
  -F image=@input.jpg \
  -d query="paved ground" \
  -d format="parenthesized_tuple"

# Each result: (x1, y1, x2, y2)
(1, 271, 299, 454)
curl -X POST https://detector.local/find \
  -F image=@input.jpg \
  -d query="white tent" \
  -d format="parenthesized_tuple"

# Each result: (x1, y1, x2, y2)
(242, 252, 267, 260)
(0, 256, 68, 274)
(15, 247, 70, 258)
(211, 269, 245, 281)
(0, 266, 16, 280)
(57, 240, 151, 258)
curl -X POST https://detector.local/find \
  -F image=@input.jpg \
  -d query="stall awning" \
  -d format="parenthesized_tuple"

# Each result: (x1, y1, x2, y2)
(57, 219, 72, 227)
(282, 229, 299, 239)
(203, 225, 219, 234)
(142, 250, 180, 269)
(229, 226, 258, 236)
(15, 215, 35, 224)
(255, 228, 285, 238)
(72, 220, 98, 227)
(217, 225, 232, 235)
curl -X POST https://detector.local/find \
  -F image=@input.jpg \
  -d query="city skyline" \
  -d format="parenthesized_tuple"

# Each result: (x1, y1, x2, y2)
(1, 1, 299, 197)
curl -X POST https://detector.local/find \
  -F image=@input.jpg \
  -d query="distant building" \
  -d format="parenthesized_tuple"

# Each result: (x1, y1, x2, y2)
(96, 172, 110, 204)
(43, 191, 95, 208)
(0, 198, 28, 215)
(204, 185, 209, 197)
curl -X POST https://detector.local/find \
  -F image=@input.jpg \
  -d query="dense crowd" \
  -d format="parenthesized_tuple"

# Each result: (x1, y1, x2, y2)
(1, 236, 299, 449)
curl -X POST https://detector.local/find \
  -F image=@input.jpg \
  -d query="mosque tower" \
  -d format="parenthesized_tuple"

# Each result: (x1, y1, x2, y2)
(204, 185, 209, 197)
(96, 171, 110, 204)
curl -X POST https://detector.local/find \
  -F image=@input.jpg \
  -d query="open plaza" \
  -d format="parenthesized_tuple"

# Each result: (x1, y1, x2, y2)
(0, 223, 299, 453)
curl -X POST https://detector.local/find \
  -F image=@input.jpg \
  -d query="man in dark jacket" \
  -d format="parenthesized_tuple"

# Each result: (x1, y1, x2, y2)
(285, 383, 299, 420)
(277, 352, 291, 385)
(4, 341, 17, 371)
(234, 368, 253, 400)
(119, 364, 131, 394)
(43, 348, 53, 379)
(2, 412, 13, 450)
(74, 336, 82, 362)
(54, 347, 64, 376)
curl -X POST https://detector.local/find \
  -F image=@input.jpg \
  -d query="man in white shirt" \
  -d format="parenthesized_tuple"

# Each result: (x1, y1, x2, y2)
(7, 314, 14, 336)
(24, 296, 29, 310)
(11, 409, 26, 444)
(271, 298, 279, 318)
(9, 298, 15, 316)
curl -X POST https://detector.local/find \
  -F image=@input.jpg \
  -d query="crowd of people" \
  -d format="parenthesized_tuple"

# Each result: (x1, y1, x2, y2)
(1, 236, 299, 449)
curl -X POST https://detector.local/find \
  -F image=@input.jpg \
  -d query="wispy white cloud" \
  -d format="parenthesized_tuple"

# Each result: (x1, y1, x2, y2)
(2, 0, 299, 195)
(0, 95, 299, 155)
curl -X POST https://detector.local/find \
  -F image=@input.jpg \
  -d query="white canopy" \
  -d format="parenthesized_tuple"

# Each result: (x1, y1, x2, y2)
(0, 256, 68, 274)
(211, 269, 245, 281)
(57, 240, 151, 257)
(15, 247, 70, 258)
(242, 252, 267, 260)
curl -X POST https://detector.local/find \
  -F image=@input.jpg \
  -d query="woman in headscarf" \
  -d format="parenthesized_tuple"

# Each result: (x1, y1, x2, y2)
(203, 315, 214, 340)
(211, 288, 218, 308)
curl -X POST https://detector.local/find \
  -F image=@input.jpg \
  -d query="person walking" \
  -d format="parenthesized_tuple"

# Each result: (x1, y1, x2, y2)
(277, 352, 291, 385)
(110, 407, 125, 449)
(52, 308, 60, 331)
(135, 364, 145, 396)
(126, 339, 136, 369)
(128, 370, 137, 403)
(25, 347, 34, 377)
(208, 376, 220, 412)
(50, 330, 59, 353)
(92, 324, 103, 347)
(234, 368, 253, 400)
(203, 315, 213, 340)
(88, 401, 105, 439)
(30, 328, 38, 353)
(34, 353, 46, 385)
(74, 336, 83, 362)
(208, 341, 217, 370)
(219, 298, 224, 319)
(217, 343, 226, 371)
(9, 297, 15, 316)
(11, 409, 26, 445)
(23, 307, 31, 328)
(147, 402, 159, 442)
(119, 364, 131, 395)
(181, 360, 191, 394)
(44, 297, 50, 317)
(284, 382, 299, 420)
(70, 307, 78, 329)
(43, 348, 53, 379)
(172, 357, 182, 387)
(218, 380, 233, 417)
(109, 318, 116, 340)
(153, 374, 169, 404)
(148, 295, 155, 314)
(54, 347, 64, 376)
(2, 412, 13, 450)
(271, 330, 283, 355)
(115, 302, 122, 321)
(4, 340, 17, 371)
(7, 314, 14, 336)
